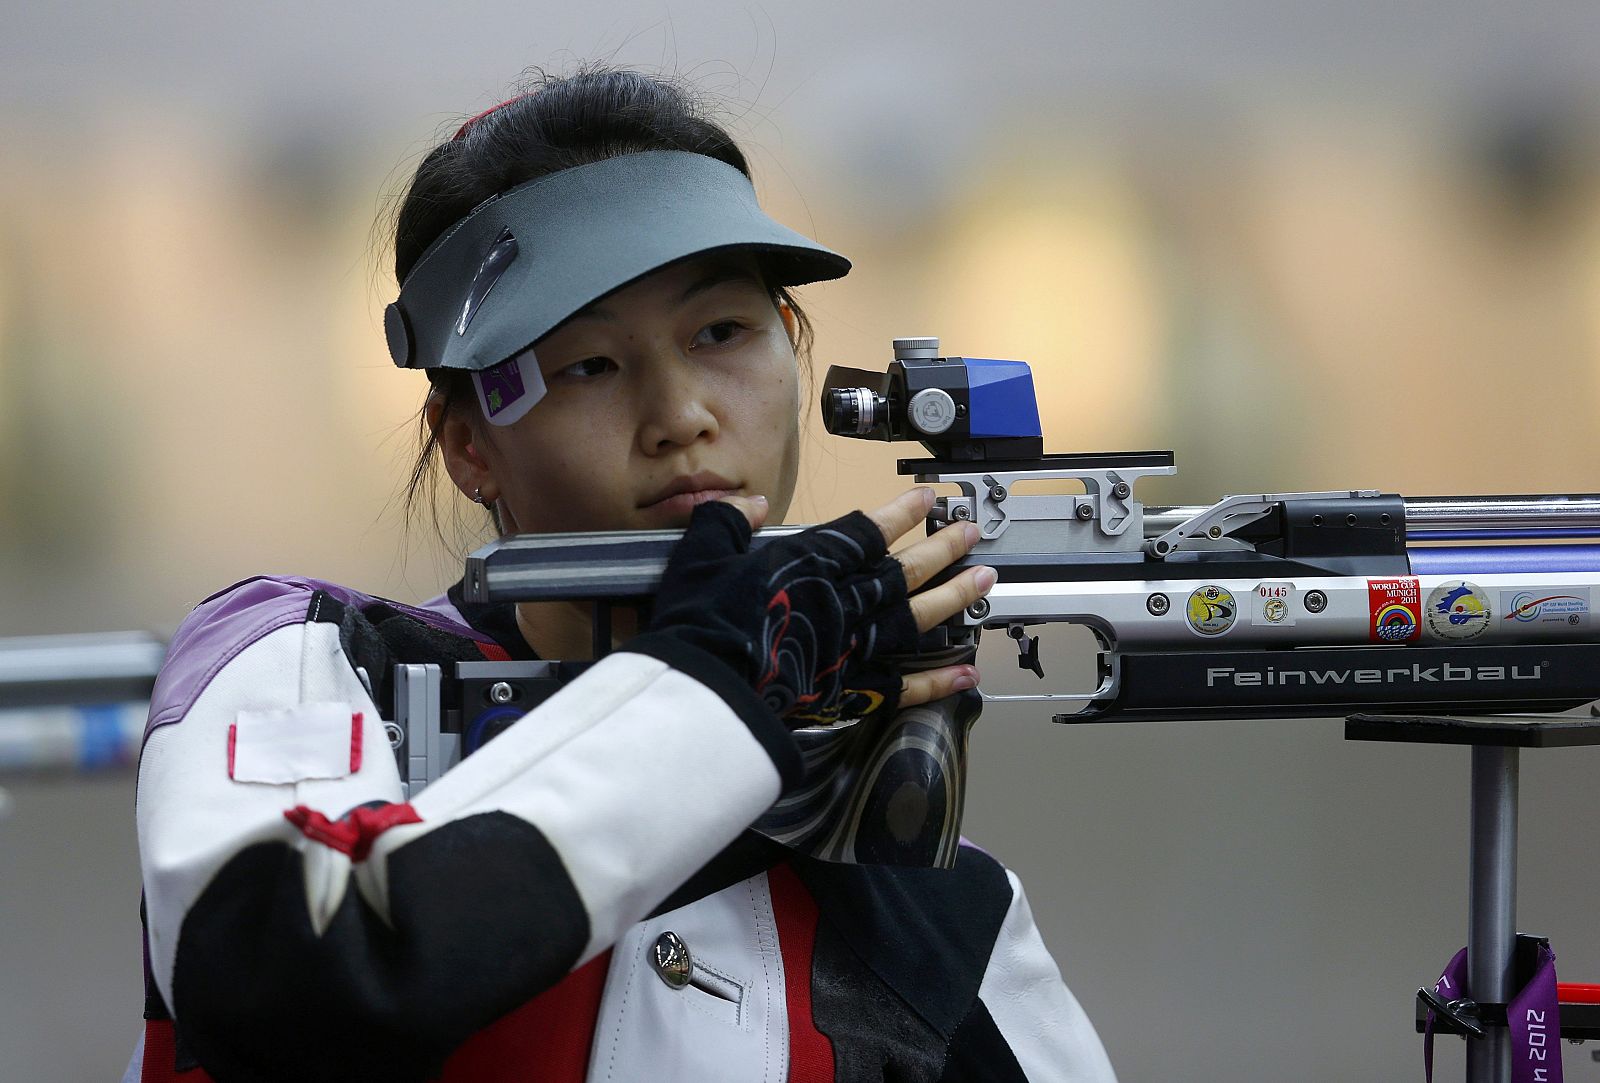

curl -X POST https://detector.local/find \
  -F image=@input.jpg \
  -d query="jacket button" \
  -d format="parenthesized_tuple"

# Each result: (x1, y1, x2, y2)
(651, 931, 693, 989)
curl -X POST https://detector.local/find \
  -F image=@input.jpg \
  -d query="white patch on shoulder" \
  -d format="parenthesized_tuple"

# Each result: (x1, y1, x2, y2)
(229, 702, 359, 784)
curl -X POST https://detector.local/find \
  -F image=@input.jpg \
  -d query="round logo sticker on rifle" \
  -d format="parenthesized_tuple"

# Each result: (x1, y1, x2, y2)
(1424, 580, 1492, 641)
(1186, 585, 1237, 636)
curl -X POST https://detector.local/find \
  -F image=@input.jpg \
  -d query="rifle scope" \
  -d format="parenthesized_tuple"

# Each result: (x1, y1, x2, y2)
(821, 337, 1045, 460)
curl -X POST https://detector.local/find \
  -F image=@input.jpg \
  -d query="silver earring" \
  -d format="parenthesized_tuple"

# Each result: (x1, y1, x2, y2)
(472, 487, 486, 505)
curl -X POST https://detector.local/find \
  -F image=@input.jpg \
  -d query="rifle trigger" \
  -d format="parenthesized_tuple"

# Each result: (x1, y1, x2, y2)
(1008, 623, 1045, 679)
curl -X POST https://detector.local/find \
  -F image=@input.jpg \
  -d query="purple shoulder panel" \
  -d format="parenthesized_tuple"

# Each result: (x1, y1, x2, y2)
(287, 577, 491, 644)
(416, 590, 467, 626)
(144, 575, 490, 742)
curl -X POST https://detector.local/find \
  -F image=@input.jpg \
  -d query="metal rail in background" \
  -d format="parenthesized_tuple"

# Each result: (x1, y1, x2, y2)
(0, 632, 166, 708)
(0, 633, 164, 781)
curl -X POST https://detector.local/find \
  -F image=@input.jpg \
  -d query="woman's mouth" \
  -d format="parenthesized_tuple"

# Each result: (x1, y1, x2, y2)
(639, 472, 741, 519)
(640, 488, 740, 519)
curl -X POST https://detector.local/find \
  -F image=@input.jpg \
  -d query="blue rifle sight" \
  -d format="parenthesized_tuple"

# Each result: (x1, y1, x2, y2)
(822, 337, 1044, 462)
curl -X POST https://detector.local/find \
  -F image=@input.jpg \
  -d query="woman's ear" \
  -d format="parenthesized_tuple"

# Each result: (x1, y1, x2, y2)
(428, 388, 500, 505)
(777, 297, 799, 345)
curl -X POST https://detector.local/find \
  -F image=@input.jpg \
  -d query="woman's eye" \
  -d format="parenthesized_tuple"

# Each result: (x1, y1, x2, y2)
(692, 321, 745, 348)
(559, 357, 614, 379)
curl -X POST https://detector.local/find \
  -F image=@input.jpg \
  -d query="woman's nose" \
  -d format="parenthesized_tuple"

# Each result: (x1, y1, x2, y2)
(636, 357, 720, 454)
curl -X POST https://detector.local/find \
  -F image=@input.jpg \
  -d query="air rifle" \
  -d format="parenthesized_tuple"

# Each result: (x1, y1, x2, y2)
(449, 336, 1600, 744)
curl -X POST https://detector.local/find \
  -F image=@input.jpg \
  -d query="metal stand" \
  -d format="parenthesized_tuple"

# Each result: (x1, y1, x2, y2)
(1467, 745, 1517, 1083)
(1347, 713, 1600, 1082)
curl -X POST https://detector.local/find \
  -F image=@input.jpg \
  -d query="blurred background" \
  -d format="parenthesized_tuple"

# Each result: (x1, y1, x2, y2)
(5, 1, 1600, 1079)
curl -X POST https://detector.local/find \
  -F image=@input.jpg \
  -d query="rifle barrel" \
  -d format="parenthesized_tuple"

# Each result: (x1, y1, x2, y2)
(468, 496, 1600, 603)
(1146, 496, 1600, 539)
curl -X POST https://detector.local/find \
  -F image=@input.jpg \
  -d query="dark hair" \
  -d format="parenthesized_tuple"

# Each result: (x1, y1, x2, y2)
(391, 66, 815, 540)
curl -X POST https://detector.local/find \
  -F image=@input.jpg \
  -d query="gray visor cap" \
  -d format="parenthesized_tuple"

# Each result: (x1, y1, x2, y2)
(385, 150, 851, 371)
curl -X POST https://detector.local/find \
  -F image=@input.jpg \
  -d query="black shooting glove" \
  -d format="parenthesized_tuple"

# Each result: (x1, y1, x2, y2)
(640, 500, 920, 726)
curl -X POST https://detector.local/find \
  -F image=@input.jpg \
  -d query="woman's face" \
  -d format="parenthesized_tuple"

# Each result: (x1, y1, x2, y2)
(449, 253, 803, 534)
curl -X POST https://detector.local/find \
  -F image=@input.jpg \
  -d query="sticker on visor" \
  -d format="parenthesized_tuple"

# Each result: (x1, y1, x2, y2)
(474, 352, 545, 426)
(456, 228, 519, 336)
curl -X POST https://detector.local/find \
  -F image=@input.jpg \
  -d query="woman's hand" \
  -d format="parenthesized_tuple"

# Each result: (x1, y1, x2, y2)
(647, 487, 994, 724)
(722, 489, 991, 709)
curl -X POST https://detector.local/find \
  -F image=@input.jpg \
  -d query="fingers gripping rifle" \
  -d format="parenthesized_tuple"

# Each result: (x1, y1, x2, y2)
(459, 336, 1600, 735)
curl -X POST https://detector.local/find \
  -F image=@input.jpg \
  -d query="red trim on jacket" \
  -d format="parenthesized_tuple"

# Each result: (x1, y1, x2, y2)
(438, 950, 612, 1082)
(283, 802, 423, 862)
(349, 712, 364, 772)
(140, 1020, 216, 1083)
(141, 954, 612, 1081)
(768, 863, 836, 1081)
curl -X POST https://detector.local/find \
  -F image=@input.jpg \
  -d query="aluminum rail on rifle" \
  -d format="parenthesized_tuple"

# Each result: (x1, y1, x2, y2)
(456, 336, 1600, 742)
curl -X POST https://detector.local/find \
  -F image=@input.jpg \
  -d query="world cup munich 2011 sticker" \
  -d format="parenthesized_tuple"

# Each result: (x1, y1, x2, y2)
(1367, 577, 1421, 642)
(1424, 580, 1492, 640)
(1501, 588, 1590, 628)
(1186, 585, 1237, 636)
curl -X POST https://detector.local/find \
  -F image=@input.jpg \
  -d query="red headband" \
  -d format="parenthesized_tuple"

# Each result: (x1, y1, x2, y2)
(452, 94, 532, 141)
